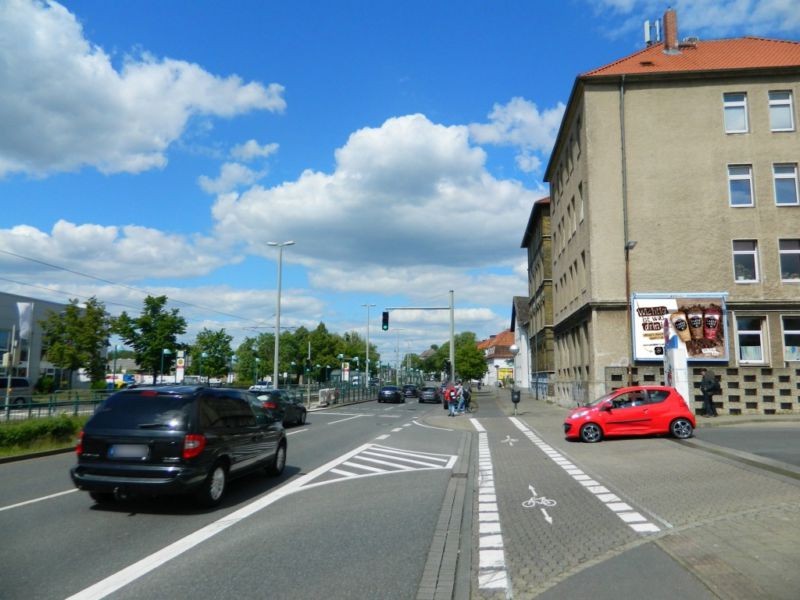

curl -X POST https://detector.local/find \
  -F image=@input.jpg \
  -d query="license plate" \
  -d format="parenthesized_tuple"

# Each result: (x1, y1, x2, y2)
(108, 444, 149, 459)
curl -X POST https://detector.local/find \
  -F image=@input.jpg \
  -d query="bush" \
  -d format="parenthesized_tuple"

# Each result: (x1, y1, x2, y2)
(36, 375, 57, 394)
(0, 414, 86, 448)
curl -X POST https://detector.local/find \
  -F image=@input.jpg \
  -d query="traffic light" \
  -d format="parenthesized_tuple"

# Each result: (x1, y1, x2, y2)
(382, 311, 389, 331)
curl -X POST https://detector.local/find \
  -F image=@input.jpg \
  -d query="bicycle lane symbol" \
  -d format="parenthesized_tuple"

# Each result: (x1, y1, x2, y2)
(521, 484, 556, 525)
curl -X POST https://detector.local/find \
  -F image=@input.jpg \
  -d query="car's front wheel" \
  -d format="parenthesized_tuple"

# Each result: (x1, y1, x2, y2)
(580, 423, 603, 443)
(670, 418, 693, 439)
(195, 462, 227, 507)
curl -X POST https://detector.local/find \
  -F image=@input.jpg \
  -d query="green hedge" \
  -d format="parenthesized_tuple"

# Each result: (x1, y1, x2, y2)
(0, 414, 87, 448)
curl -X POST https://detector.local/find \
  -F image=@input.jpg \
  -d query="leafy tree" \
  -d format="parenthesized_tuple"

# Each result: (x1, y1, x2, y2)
(40, 297, 111, 387)
(191, 328, 233, 380)
(430, 332, 486, 382)
(113, 295, 187, 384)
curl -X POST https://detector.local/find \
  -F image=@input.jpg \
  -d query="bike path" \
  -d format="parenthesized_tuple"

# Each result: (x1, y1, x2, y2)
(462, 399, 716, 599)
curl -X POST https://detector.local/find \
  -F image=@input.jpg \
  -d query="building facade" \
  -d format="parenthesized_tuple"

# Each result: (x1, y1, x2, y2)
(542, 10, 800, 413)
(520, 197, 555, 397)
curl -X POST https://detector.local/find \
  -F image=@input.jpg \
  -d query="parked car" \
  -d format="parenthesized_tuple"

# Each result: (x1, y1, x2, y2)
(0, 377, 33, 405)
(253, 389, 307, 426)
(563, 385, 695, 443)
(70, 385, 287, 507)
(377, 385, 404, 403)
(418, 386, 442, 404)
(402, 384, 419, 398)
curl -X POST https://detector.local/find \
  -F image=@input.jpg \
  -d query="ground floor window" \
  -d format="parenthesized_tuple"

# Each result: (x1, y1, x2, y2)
(783, 316, 800, 361)
(737, 316, 765, 364)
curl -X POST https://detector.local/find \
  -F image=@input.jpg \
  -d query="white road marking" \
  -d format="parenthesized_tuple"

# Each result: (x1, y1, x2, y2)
(501, 435, 518, 446)
(328, 415, 363, 425)
(411, 419, 452, 431)
(0, 488, 77, 513)
(470, 418, 510, 593)
(509, 416, 665, 534)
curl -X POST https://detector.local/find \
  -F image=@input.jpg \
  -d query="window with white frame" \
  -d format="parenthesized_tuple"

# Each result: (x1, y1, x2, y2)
(723, 92, 748, 133)
(728, 164, 754, 206)
(773, 163, 799, 206)
(737, 316, 765, 363)
(733, 240, 759, 282)
(769, 91, 795, 132)
(779, 239, 800, 281)
(783, 316, 800, 361)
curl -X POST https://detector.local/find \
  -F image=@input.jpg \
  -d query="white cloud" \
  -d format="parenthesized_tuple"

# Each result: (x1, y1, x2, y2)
(213, 114, 539, 272)
(231, 139, 279, 162)
(0, 0, 285, 177)
(199, 162, 264, 194)
(0, 219, 235, 280)
(469, 97, 565, 176)
(585, 1, 800, 37)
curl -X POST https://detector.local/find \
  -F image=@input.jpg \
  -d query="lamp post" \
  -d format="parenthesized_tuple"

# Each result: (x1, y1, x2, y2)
(362, 303, 375, 387)
(112, 344, 119, 388)
(254, 357, 260, 384)
(200, 351, 208, 383)
(509, 344, 520, 389)
(160, 348, 172, 384)
(268, 240, 295, 389)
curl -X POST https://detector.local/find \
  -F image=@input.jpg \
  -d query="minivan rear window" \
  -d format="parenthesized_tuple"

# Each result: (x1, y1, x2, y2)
(89, 392, 194, 430)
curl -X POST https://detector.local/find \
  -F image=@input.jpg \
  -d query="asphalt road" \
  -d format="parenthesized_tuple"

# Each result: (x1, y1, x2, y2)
(2, 392, 798, 599)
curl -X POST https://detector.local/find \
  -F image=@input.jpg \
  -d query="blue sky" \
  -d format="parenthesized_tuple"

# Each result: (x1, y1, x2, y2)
(2, 0, 799, 362)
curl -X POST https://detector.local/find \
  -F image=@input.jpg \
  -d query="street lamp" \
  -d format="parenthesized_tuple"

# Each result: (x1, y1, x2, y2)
(362, 303, 375, 386)
(200, 351, 208, 383)
(509, 344, 519, 389)
(160, 348, 172, 384)
(254, 357, 261, 385)
(624, 240, 637, 386)
(112, 344, 119, 388)
(268, 240, 295, 389)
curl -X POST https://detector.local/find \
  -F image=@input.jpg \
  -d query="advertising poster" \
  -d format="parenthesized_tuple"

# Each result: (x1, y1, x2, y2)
(632, 293, 728, 362)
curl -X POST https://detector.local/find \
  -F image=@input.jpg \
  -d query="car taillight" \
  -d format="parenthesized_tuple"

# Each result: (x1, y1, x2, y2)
(262, 401, 278, 410)
(182, 434, 207, 460)
(75, 430, 84, 455)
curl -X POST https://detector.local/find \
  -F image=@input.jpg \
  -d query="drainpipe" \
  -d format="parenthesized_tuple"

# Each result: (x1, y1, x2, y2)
(620, 75, 634, 386)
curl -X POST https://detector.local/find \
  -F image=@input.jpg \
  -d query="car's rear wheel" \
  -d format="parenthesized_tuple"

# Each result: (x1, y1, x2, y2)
(297, 410, 307, 425)
(580, 423, 603, 443)
(195, 462, 227, 507)
(670, 418, 693, 439)
(267, 442, 287, 476)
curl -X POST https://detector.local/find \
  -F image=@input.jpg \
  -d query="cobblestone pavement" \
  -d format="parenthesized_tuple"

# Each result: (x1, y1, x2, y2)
(427, 389, 800, 599)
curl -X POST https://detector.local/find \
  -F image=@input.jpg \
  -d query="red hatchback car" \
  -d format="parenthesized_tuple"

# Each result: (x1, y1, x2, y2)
(563, 385, 696, 443)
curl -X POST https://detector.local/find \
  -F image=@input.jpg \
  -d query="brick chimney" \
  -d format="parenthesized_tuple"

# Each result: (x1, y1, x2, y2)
(663, 8, 678, 52)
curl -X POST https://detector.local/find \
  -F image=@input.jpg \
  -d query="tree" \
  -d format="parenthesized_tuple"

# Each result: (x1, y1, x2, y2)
(431, 332, 486, 382)
(40, 297, 111, 388)
(113, 295, 187, 384)
(191, 328, 233, 380)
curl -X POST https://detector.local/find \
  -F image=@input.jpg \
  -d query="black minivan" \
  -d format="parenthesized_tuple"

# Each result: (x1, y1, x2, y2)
(71, 385, 286, 507)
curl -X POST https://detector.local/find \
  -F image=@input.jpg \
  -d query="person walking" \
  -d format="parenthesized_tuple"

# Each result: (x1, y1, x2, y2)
(456, 381, 465, 414)
(446, 383, 458, 416)
(700, 368, 719, 417)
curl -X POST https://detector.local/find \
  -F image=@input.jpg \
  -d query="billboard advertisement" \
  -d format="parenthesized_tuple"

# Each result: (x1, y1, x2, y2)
(632, 293, 728, 362)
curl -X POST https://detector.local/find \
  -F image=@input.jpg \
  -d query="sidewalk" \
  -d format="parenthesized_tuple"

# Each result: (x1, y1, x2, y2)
(463, 389, 800, 599)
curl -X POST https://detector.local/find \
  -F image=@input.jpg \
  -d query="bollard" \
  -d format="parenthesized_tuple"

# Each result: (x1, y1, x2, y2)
(511, 389, 521, 415)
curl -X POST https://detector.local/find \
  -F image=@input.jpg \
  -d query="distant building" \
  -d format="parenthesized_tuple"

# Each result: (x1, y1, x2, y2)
(478, 330, 516, 387)
(541, 8, 800, 412)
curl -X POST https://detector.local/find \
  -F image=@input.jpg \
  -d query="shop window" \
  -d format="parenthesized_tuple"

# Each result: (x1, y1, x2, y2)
(783, 316, 800, 362)
(737, 316, 766, 364)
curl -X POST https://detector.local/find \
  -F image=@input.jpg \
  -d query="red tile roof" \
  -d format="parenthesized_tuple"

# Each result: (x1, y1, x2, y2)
(584, 37, 800, 78)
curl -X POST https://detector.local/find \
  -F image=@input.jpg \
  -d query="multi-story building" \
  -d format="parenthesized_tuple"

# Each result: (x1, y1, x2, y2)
(519, 197, 554, 397)
(541, 9, 800, 413)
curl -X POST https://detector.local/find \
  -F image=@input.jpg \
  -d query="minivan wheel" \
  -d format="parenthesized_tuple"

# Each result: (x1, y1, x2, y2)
(671, 418, 693, 439)
(268, 442, 287, 476)
(196, 463, 227, 507)
(580, 423, 603, 443)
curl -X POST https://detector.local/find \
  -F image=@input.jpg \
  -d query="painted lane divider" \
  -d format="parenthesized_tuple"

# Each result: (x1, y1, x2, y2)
(470, 418, 510, 593)
(509, 417, 662, 534)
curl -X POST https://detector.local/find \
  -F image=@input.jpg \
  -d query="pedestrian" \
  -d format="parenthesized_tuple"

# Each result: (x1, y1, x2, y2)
(446, 383, 458, 416)
(700, 368, 719, 417)
(456, 381, 465, 413)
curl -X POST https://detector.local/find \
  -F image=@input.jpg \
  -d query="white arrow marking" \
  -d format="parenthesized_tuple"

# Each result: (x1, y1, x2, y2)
(541, 508, 553, 524)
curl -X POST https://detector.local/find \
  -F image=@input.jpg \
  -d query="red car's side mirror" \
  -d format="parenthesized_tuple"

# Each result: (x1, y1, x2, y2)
(601, 400, 614, 411)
